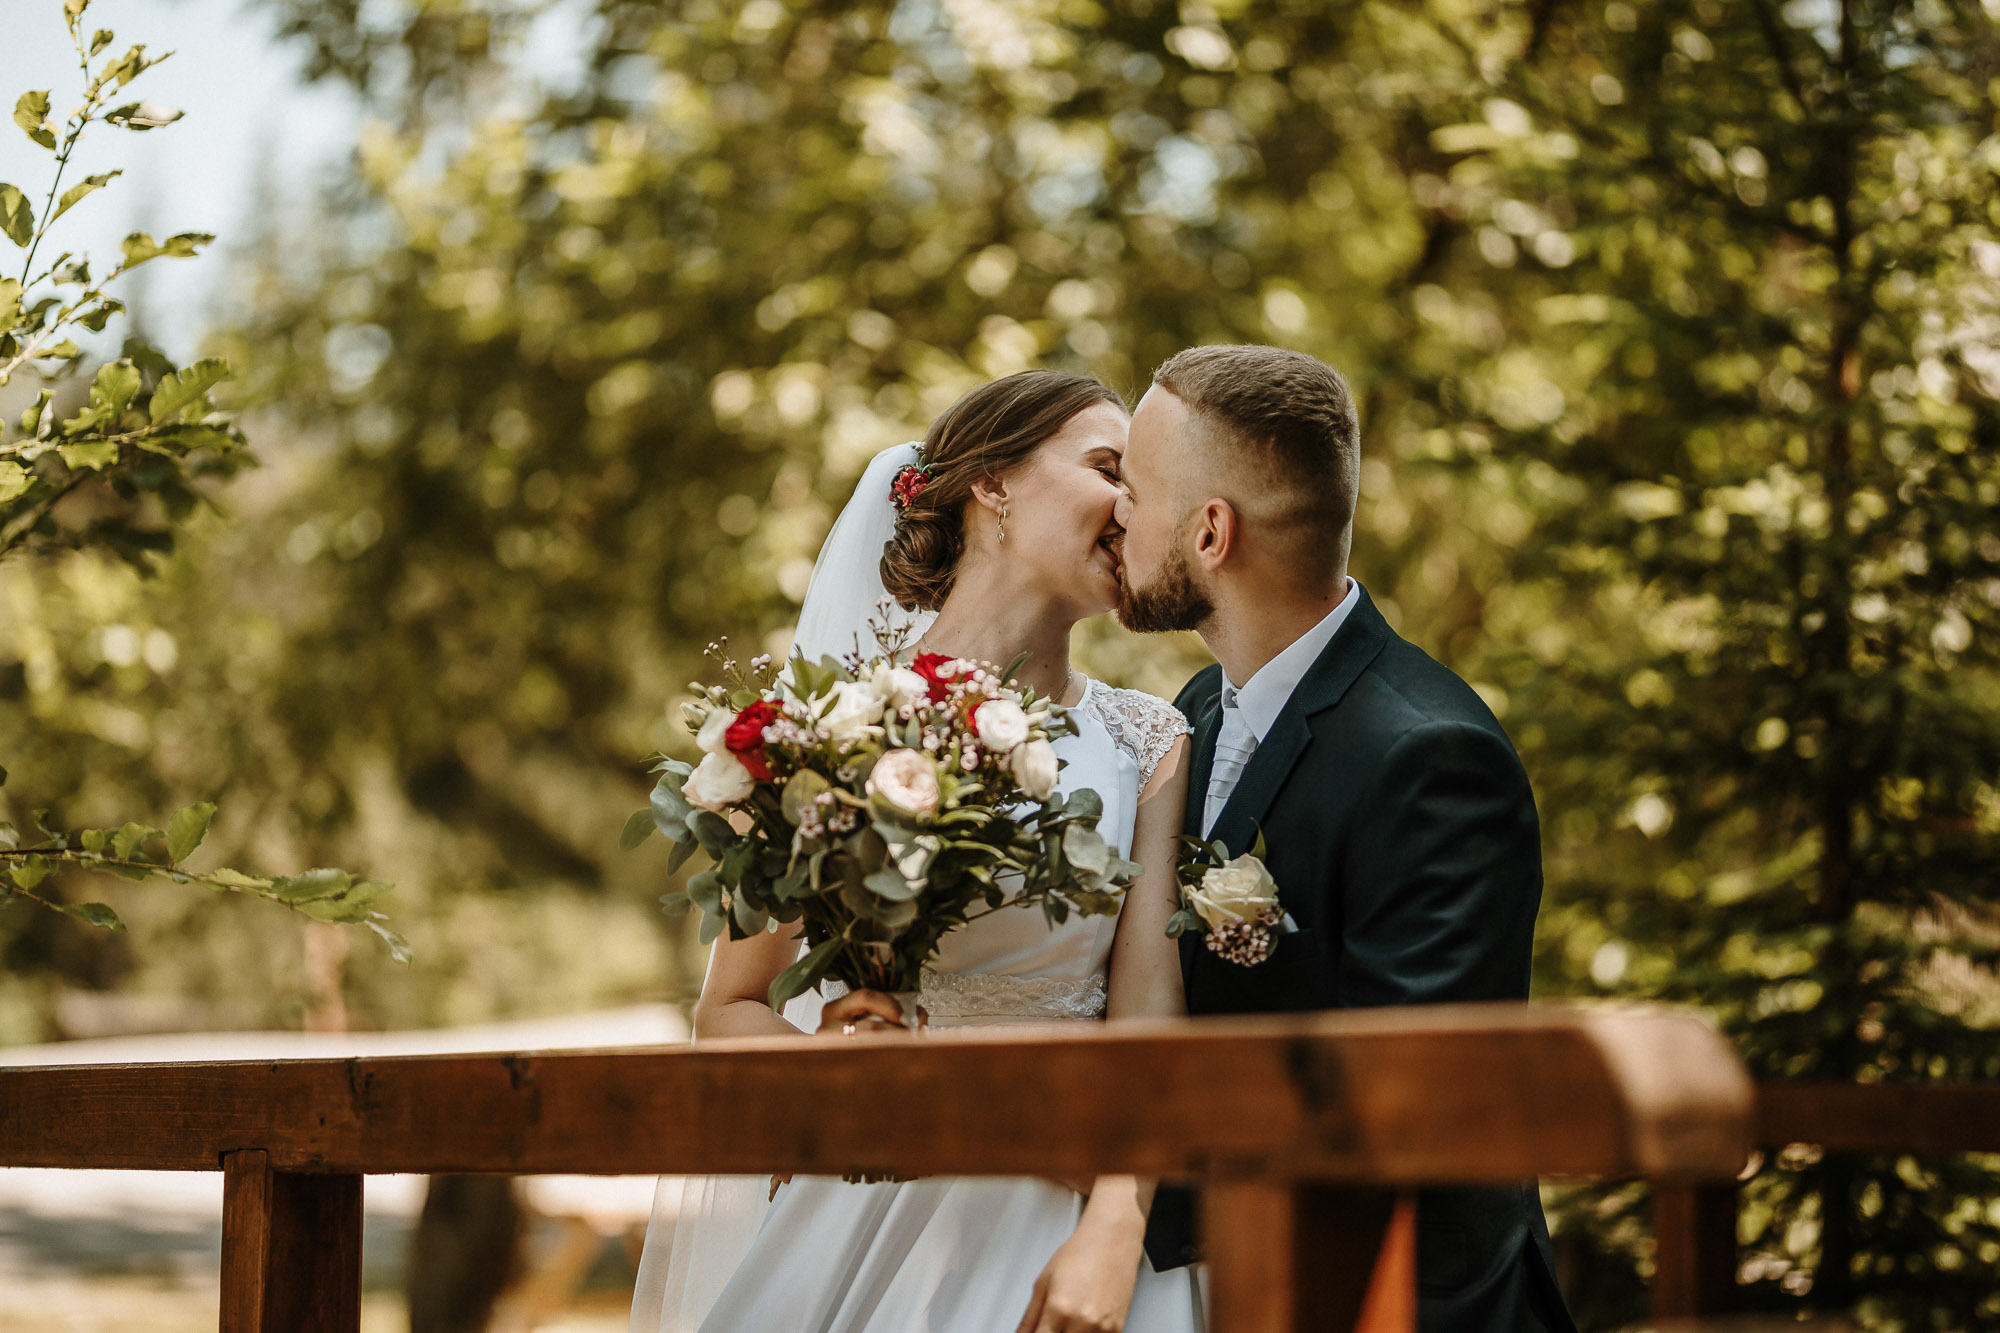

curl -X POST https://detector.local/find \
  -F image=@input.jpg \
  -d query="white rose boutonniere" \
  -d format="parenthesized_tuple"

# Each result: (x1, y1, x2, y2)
(1168, 828, 1290, 966)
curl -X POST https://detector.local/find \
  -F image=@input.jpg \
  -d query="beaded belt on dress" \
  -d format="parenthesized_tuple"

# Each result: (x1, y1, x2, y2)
(822, 971, 1107, 1022)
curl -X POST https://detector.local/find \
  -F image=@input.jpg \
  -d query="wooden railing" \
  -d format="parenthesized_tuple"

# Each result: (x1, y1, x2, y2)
(0, 1004, 1753, 1333)
(1652, 1080, 2000, 1320)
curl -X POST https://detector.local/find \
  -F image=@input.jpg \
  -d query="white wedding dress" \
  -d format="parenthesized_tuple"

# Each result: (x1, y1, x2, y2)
(628, 676, 1202, 1333)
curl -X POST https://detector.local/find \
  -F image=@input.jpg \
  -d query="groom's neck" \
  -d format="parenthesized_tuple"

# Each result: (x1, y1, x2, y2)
(1203, 571, 1350, 688)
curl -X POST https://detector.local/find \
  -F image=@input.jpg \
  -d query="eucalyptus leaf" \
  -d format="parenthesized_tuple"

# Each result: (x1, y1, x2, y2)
(864, 866, 921, 902)
(768, 935, 841, 1009)
(619, 806, 655, 850)
(1062, 824, 1112, 875)
(689, 809, 733, 855)
(649, 770, 692, 841)
(780, 768, 830, 825)
(686, 868, 722, 916)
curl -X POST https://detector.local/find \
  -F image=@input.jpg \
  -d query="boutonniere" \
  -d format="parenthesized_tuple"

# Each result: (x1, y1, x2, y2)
(1167, 828, 1294, 967)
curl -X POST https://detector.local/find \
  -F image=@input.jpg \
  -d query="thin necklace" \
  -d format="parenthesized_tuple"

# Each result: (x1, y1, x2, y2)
(917, 637, 1075, 705)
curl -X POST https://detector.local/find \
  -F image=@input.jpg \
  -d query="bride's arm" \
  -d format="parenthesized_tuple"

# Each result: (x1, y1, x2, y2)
(1018, 735, 1191, 1333)
(1106, 733, 1192, 1023)
(691, 924, 904, 1042)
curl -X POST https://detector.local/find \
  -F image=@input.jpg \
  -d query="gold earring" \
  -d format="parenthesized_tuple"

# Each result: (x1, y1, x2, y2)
(998, 502, 1008, 544)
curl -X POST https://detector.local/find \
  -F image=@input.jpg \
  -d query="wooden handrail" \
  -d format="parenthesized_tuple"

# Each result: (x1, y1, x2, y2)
(0, 1004, 1753, 1333)
(1653, 1080, 2000, 1322)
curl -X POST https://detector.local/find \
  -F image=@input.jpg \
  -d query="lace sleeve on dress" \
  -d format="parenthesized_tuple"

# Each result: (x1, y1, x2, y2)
(1085, 683, 1192, 789)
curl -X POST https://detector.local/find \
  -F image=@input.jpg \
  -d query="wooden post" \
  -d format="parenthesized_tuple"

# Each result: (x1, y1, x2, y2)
(1652, 1182, 1739, 1317)
(220, 1149, 363, 1333)
(1204, 1181, 1415, 1332)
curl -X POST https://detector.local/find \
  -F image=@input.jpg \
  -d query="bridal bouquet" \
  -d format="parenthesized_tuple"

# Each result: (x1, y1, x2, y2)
(634, 630, 1138, 1011)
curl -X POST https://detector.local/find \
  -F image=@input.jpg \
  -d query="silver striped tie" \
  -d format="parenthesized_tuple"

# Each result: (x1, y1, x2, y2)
(1202, 689, 1258, 837)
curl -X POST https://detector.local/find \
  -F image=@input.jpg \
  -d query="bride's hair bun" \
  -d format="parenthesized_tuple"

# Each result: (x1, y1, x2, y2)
(879, 370, 1124, 613)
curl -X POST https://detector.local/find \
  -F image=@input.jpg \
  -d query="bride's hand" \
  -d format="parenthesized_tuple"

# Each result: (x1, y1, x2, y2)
(815, 989, 923, 1035)
(1014, 1215, 1143, 1333)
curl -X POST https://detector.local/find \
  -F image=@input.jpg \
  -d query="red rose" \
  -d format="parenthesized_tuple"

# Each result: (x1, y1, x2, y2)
(723, 701, 779, 781)
(889, 464, 932, 511)
(910, 653, 959, 703)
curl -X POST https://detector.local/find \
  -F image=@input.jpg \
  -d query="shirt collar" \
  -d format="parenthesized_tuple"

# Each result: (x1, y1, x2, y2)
(1221, 578, 1361, 742)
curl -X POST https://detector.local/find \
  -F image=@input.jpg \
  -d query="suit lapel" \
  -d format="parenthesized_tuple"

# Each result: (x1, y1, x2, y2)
(1178, 685, 1224, 981)
(1207, 586, 1393, 858)
(1185, 691, 1222, 837)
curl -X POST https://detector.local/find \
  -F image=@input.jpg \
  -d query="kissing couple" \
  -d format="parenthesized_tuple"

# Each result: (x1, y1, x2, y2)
(629, 344, 1576, 1333)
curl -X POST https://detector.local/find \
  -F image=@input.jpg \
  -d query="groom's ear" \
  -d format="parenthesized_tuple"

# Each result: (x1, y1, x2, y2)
(1193, 498, 1238, 571)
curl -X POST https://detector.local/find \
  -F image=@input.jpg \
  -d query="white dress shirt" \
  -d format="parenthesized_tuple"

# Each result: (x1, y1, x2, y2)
(1202, 579, 1360, 835)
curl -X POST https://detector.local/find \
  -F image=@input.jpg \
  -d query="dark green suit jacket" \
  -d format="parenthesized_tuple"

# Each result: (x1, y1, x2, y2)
(1143, 586, 1574, 1333)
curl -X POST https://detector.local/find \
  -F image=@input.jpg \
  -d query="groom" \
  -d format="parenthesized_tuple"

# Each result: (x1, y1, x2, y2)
(1114, 344, 1574, 1333)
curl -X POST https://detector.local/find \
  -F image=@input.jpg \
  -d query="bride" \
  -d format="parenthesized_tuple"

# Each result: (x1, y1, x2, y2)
(629, 370, 1201, 1333)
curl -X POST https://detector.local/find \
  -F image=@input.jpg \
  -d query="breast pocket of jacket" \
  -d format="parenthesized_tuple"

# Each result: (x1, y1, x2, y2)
(1231, 926, 1329, 1011)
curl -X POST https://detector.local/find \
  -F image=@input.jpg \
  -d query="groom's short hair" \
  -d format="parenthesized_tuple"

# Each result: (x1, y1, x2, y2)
(1152, 344, 1359, 566)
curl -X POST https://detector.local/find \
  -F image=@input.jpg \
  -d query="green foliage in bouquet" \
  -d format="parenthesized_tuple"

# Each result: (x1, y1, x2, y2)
(0, 0, 404, 960)
(630, 641, 1138, 1010)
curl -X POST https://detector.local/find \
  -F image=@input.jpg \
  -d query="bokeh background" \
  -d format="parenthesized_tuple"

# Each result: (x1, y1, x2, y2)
(2, 0, 1998, 1328)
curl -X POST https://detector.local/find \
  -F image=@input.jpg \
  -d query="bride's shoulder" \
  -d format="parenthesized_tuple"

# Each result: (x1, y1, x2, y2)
(1078, 680, 1191, 783)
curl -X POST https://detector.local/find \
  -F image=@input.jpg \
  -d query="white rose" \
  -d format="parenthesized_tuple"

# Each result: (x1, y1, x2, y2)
(818, 679, 888, 747)
(683, 749, 755, 811)
(872, 663, 930, 712)
(1009, 738, 1059, 801)
(1185, 854, 1281, 930)
(867, 748, 941, 818)
(973, 698, 1030, 753)
(695, 707, 734, 755)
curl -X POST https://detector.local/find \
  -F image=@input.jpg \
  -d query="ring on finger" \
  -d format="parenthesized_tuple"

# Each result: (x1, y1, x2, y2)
(841, 1021, 857, 1037)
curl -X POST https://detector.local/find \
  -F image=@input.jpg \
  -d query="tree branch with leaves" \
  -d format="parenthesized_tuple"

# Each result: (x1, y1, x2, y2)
(0, 0, 407, 961)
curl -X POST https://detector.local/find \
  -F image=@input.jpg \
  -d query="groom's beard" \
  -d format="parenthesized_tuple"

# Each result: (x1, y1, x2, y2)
(1117, 540, 1214, 633)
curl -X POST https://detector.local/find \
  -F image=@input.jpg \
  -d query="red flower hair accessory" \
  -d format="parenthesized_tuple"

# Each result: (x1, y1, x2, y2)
(889, 462, 933, 512)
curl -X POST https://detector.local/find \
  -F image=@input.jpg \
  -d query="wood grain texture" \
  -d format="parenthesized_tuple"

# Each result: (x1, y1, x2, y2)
(1755, 1083, 2000, 1154)
(1651, 1182, 1740, 1319)
(219, 1151, 271, 1333)
(0, 1005, 1750, 1183)
(219, 1151, 362, 1332)
(1203, 1183, 1414, 1332)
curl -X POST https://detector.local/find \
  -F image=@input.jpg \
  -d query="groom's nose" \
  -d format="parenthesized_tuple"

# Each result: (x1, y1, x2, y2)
(1113, 489, 1133, 528)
